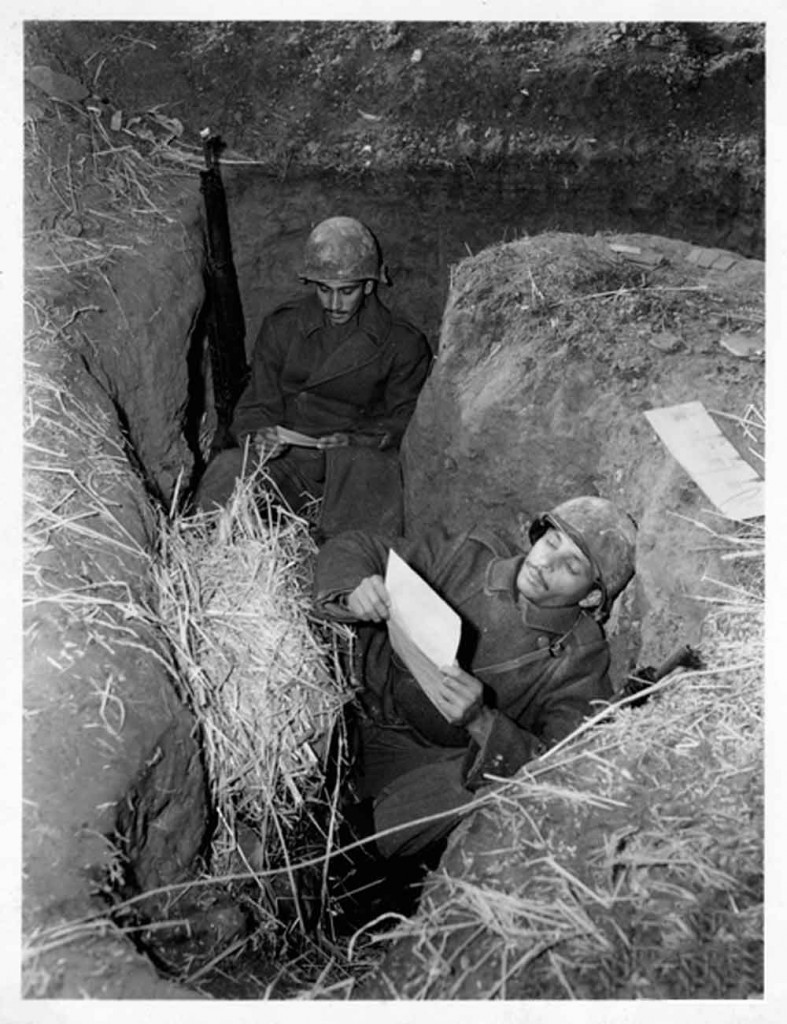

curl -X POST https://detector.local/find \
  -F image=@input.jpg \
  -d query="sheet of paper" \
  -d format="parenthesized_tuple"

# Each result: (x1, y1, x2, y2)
(385, 550, 462, 719)
(276, 426, 323, 448)
(644, 401, 764, 520)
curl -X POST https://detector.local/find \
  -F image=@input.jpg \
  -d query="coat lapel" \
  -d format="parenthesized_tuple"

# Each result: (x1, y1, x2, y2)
(301, 295, 391, 390)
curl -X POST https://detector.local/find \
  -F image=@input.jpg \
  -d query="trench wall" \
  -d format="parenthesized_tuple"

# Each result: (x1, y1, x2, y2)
(23, 340, 210, 997)
(24, 158, 763, 996)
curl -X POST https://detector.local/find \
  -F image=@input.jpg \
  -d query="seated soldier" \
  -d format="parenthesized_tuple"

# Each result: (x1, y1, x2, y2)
(313, 496, 637, 860)
(195, 216, 432, 538)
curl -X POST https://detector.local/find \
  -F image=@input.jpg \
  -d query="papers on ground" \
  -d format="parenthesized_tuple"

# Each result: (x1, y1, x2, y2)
(644, 400, 763, 520)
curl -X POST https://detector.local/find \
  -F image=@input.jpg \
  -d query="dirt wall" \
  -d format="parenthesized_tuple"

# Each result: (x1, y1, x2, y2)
(402, 231, 764, 670)
(23, 344, 211, 997)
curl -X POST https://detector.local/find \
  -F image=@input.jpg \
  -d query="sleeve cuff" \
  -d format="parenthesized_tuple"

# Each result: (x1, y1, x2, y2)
(462, 711, 546, 790)
(312, 590, 358, 622)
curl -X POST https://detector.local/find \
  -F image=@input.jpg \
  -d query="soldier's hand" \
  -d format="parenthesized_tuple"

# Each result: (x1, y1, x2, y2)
(254, 426, 287, 459)
(436, 664, 486, 728)
(346, 575, 391, 621)
(316, 432, 350, 450)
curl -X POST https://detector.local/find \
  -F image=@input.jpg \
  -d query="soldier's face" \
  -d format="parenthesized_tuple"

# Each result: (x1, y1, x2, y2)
(516, 528, 598, 608)
(315, 280, 371, 324)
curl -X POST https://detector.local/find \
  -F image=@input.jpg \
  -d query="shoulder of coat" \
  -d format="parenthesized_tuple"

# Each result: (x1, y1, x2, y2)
(265, 294, 322, 335)
(267, 294, 311, 319)
(467, 526, 517, 558)
(571, 610, 607, 649)
(389, 308, 428, 342)
(373, 296, 424, 339)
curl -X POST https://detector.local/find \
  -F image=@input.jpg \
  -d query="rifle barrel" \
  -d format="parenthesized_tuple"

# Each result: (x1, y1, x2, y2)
(197, 131, 249, 452)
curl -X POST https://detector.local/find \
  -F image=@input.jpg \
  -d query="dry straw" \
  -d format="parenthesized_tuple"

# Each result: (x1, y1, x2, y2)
(151, 469, 356, 876)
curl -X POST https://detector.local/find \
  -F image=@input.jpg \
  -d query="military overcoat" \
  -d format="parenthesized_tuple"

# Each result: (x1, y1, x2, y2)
(231, 291, 431, 447)
(314, 525, 614, 796)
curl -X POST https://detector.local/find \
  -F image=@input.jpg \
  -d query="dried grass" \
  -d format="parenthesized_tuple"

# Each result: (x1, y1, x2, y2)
(27, 94, 193, 219)
(24, 354, 151, 593)
(150, 471, 356, 875)
(24, 89, 203, 317)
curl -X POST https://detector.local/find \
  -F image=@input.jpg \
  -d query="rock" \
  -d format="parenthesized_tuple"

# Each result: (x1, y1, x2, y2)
(24, 99, 46, 121)
(26, 65, 89, 103)
(648, 330, 682, 352)
(719, 330, 764, 358)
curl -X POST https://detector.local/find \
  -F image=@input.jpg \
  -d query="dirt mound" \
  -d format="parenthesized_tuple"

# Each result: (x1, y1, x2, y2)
(402, 231, 764, 671)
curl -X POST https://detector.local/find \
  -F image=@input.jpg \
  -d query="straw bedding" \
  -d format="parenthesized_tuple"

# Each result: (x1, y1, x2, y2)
(152, 471, 356, 873)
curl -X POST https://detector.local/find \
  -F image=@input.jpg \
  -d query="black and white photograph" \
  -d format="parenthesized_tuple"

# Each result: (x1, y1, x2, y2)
(9, 6, 780, 1018)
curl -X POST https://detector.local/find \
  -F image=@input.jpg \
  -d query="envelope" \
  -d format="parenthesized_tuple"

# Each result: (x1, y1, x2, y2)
(276, 426, 323, 448)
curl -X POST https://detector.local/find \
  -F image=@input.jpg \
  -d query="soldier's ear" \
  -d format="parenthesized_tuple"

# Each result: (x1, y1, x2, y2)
(363, 280, 375, 296)
(578, 587, 602, 610)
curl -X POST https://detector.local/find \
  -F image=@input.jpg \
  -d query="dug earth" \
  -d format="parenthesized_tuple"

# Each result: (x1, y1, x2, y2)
(22, 20, 763, 999)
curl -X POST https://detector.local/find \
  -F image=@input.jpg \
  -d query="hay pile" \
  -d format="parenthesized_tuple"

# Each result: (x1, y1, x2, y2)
(153, 472, 356, 873)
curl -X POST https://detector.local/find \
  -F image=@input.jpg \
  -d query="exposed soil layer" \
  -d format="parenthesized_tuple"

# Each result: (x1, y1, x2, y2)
(22, 20, 764, 1001)
(26, 21, 764, 257)
(403, 231, 764, 676)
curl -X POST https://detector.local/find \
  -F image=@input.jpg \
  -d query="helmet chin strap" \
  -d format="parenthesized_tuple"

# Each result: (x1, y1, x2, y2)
(578, 586, 603, 611)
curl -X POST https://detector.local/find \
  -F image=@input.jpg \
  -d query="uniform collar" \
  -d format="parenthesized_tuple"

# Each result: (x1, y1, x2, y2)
(484, 554, 524, 601)
(485, 555, 583, 634)
(300, 291, 391, 345)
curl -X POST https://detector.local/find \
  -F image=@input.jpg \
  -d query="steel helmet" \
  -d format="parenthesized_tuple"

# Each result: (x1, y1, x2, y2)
(529, 496, 637, 619)
(298, 216, 387, 284)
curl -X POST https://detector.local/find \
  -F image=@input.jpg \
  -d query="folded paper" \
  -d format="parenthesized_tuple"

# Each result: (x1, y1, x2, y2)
(385, 550, 462, 719)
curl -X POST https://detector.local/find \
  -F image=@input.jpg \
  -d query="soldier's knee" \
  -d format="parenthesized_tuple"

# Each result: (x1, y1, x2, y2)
(193, 447, 247, 510)
(371, 761, 472, 859)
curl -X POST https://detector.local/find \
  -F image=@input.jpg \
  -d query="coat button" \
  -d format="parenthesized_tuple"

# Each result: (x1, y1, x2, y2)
(536, 635, 549, 648)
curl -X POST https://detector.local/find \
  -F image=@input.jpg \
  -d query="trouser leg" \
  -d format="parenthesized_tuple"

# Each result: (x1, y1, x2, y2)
(264, 448, 325, 516)
(351, 716, 476, 859)
(321, 446, 403, 539)
(193, 446, 325, 515)
(371, 757, 476, 859)
(193, 447, 252, 510)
